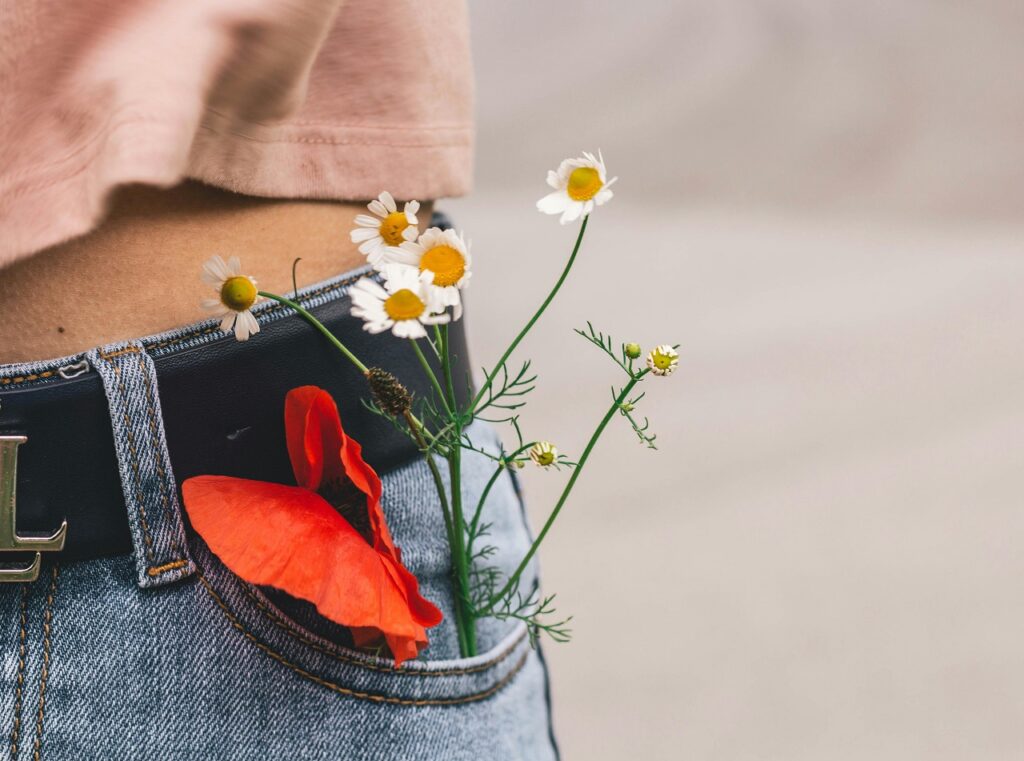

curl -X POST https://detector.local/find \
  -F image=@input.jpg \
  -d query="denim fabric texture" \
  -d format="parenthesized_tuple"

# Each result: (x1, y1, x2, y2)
(84, 341, 195, 588)
(0, 265, 559, 760)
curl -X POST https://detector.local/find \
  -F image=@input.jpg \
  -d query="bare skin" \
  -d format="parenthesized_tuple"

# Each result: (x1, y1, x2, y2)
(0, 182, 431, 364)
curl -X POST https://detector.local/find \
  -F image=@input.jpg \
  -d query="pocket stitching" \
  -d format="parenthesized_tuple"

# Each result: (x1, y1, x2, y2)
(238, 580, 527, 677)
(197, 573, 531, 706)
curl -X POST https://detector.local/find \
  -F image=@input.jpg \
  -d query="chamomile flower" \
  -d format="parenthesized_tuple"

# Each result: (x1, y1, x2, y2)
(537, 151, 617, 224)
(529, 441, 558, 468)
(394, 227, 472, 318)
(350, 192, 421, 266)
(350, 264, 450, 339)
(201, 255, 262, 341)
(646, 345, 679, 376)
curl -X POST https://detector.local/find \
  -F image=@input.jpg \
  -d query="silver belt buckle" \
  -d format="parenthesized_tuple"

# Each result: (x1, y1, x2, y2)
(0, 436, 67, 582)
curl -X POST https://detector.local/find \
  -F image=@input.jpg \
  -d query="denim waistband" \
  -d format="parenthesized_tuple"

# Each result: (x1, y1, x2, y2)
(0, 214, 472, 587)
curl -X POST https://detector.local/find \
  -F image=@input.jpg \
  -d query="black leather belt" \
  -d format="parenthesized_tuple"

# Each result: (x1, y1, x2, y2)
(0, 270, 471, 563)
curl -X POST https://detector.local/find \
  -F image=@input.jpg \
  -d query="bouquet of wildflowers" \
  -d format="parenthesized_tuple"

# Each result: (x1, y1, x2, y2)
(183, 152, 678, 662)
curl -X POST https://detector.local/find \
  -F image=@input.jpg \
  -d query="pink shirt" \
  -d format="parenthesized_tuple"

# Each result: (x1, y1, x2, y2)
(0, 0, 474, 267)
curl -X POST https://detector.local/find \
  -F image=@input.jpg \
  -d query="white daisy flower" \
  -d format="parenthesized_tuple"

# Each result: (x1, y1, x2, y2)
(393, 227, 472, 319)
(529, 441, 558, 468)
(201, 255, 262, 341)
(349, 264, 450, 339)
(349, 192, 421, 266)
(646, 345, 679, 376)
(536, 150, 617, 224)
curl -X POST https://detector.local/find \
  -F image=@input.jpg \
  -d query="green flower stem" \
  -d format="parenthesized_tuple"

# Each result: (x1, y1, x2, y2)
(485, 370, 649, 613)
(408, 339, 451, 415)
(466, 442, 536, 560)
(410, 326, 475, 654)
(469, 215, 589, 414)
(405, 413, 455, 552)
(437, 324, 477, 656)
(258, 291, 369, 374)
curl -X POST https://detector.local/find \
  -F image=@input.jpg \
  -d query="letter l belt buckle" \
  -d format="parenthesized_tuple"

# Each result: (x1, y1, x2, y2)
(0, 436, 67, 582)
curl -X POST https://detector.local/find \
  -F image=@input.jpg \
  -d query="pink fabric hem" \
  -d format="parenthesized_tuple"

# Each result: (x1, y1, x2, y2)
(0, 115, 473, 266)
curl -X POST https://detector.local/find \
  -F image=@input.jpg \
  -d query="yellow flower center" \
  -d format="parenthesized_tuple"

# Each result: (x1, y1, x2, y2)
(419, 245, 465, 287)
(566, 166, 603, 201)
(531, 442, 557, 467)
(384, 288, 426, 321)
(379, 211, 410, 246)
(220, 276, 257, 312)
(652, 352, 674, 370)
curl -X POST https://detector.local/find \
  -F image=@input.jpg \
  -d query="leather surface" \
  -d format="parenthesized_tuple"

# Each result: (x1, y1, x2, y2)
(0, 291, 471, 561)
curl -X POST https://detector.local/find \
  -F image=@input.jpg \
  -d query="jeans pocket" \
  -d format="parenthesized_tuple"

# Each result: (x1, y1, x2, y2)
(186, 425, 539, 705)
(190, 538, 533, 706)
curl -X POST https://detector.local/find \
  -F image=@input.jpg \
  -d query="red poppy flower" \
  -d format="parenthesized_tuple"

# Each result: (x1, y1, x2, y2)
(182, 385, 442, 666)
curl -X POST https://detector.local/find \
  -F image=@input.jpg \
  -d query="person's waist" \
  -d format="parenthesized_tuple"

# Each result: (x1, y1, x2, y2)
(0, 264, 471, 563)
(0, 182, 433, 365)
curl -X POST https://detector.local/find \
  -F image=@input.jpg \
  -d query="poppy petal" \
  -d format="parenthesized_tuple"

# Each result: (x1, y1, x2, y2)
(285, 386, 400, 558)
(285, 386, 340, 492)
(181, 474, 442, 665)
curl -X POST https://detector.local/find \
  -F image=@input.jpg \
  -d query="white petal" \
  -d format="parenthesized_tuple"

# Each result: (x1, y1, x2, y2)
(201, 298, 223, 312)
(421, 312, 451, 326)
(546, 170, 562, 189)
(351, 227, 380, 243)
(226, 256, 242, 276)
(379, 191, 397, 213)
(537, 192, 569, 214)
(396, 320, 426, 339)
(385, 245, 421, 267)
(560, 202, 584, 225)
(202, 256, 231, 284)
(219, 312, 237, 333)
(368, 200, 388, 217)
(414, 228, 440, 249)
(352, 277, 389, 301)
(405, 200, 420, 216)
(235, 310, 259, 341)
(360, 239, 384, 256)
(355, 214, 381, 227)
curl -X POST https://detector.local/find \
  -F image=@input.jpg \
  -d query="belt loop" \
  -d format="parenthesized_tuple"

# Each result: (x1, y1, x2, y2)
(86, 341, 195, 588)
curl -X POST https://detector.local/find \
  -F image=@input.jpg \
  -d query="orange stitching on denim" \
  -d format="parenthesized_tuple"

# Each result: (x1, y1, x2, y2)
(197, 574, 528, 703)
(31, 565, 58, 761)
(238, 582, 526, 677)
(104, 358, 155, 561)
(146, 560, 189, 577)
(0, 371, 55, 386)
(9, 584, 29, 760)
(97, 346, 140, 360)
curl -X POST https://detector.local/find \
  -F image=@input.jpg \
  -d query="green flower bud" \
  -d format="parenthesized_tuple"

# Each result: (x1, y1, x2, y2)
(624, 343, 642, 360)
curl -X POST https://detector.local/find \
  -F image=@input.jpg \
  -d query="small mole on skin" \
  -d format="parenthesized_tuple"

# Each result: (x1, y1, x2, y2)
(57, 326, 65, 333)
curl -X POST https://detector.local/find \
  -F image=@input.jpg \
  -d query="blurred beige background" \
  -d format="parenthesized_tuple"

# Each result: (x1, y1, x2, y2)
(447, 2, 1024, 759)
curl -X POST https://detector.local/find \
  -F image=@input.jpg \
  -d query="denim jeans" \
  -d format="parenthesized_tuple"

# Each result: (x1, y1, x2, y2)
(0, 266, 559, 760)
